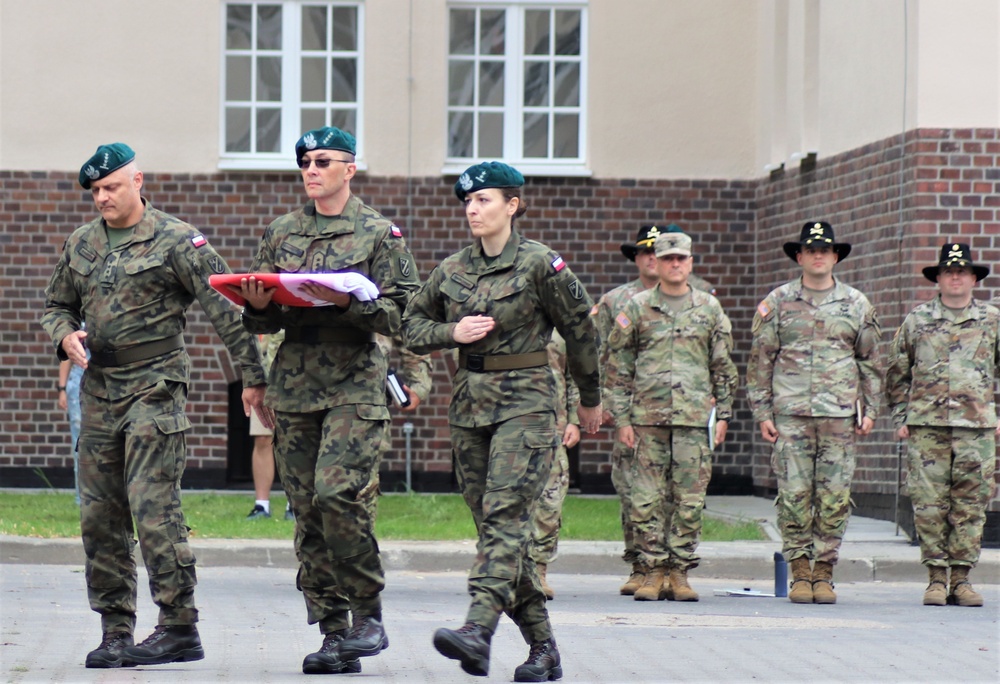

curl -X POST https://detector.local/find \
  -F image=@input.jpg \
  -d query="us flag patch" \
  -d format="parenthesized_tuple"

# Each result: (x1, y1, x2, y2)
(615, 312, 631, 329)
(551, 256, 566, 272)
(191, 234, 207, 248)
(756, 300, 771, 318)
(390, 225, 403, 237)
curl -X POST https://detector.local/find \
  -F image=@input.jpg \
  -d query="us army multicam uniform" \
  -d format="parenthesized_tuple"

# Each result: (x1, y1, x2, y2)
(593, 278, 649, 565)
(886, 295, 1000, 568)
(241, 195, 419, 634)
(605, 287, 737, 571)
(746, 277, 883, 564)
(41, 199, 266, 635)
(529, 330, 580, 566)
(403, 230, 600, 643)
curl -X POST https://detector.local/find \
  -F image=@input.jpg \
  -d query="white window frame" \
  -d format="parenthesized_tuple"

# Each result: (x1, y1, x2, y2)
(218, 0, 366, 171)
(443, 0, 590, 177)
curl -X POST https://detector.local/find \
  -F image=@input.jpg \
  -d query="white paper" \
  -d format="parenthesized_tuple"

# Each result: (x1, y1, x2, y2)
(280, 272, 380, 305)
(707, 405, 717, 451)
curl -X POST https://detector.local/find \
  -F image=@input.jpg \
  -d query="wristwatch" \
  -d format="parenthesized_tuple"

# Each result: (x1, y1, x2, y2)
(57, 384, 67, 391)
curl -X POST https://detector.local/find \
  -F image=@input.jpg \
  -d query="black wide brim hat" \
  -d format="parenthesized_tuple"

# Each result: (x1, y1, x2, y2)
(783, 221, 851, 262)
(922, 242, 990, 282)
(621, 224, 684, 261)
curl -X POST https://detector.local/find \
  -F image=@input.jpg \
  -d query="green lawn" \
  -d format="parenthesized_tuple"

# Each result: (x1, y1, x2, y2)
(0, 491, 766, 542)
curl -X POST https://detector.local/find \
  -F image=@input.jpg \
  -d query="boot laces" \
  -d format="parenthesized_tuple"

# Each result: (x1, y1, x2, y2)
(525, 641, 552, 664)
(347, 616, 374, 639)
(99, 632, 130, 650)
(135, 625, 170, 647)
(455, 623, 482, 636)
(320, 632, 345, 653)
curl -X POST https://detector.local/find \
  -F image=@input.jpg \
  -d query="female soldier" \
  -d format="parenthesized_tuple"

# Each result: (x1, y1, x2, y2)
(403, 161, 601, 681)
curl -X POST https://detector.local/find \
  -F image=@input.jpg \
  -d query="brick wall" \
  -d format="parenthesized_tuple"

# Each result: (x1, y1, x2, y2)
(2, 128, 997, 523)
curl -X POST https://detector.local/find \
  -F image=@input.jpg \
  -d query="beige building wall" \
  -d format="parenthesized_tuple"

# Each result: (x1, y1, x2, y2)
(1, 0, 997, 179)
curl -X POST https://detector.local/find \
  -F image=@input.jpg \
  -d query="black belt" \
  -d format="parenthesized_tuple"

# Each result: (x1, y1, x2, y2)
(90, 334, 185, 367)
(284, 327, 375, 345)
(458, 350, 549, 372)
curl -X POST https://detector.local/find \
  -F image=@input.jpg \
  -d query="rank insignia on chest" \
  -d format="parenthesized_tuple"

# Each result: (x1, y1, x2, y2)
(551, 256, 565, 272)
(191, 234, 207, 248)
(615, 312, 632, 329)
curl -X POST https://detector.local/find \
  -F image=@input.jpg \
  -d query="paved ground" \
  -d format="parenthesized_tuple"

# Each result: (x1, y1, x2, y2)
(2, 495, 998, 682)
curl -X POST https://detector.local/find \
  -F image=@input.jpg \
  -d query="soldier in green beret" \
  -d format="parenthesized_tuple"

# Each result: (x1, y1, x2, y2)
(41, 143, 268, 668)
(747, 221, 883, 605)
(403, 161, 602, 681)
(886, 243, 999, 607)
(237, 126, 420, 674)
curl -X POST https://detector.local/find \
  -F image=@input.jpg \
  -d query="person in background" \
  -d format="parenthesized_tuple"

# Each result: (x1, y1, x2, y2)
(403, 161, 601, 682)
(746, 221, 882, 605)
(886, 242, 998, 608)
(528, 329, 581, 600)
(246, 331, 292, 520)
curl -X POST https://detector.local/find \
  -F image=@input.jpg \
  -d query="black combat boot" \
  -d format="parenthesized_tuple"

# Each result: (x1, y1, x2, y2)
(514, 638, 563, 682)
(85, 631, 133, 668)
(432, 622, 493, 676)
(120, 624, 204, 666)
(302, 630, 363, 675)
(337, 615, 389, 659)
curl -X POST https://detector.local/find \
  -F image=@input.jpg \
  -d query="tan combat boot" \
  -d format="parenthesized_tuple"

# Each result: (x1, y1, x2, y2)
(948, 566, 984, 607)
(922, 566, 947, 606)
(633, 566, 668, 601)
(537, 563, 555, 601)
(666, 568, 699, 602)
(619, 562, 646, 596)
(788, 557, 813, 604)
(811, 561, 837, 604)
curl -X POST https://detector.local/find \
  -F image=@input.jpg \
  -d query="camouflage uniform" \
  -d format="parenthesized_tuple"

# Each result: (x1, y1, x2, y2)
(403, 230, 600, 644)
(746, 277, 883, 564)
(886, 296, 1000, 568)
(529, 330, 580, 565)
(606, 287, 737, 570)
(41, 199, 266, 635)
(593, 278, 649, 565)
(241, 195, 419, 634)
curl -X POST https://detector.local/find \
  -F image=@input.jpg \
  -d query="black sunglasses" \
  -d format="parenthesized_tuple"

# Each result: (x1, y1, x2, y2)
(297, 158, 353, 169)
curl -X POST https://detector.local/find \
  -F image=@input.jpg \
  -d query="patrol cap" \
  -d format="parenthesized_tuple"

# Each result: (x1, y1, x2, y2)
(654, 232, 692, 258)
(295, 126, 356, 165)
(922, 242, 989, 282)
(79, 142, 135, 189)
(783, 221, 851, 262)
(454, 161, 524, 201)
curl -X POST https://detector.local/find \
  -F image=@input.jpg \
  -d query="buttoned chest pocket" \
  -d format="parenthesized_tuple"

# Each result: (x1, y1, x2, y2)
(955, 327, 989, 363)
(777, 302, 812, 344)
(440, 276, 475, 319)
(68, 252, 99, 278)
(491, 278, 536, 331)
(320, 248, 369, 275)
(123, 253, 172, 296)
(274, 239, 310, 273)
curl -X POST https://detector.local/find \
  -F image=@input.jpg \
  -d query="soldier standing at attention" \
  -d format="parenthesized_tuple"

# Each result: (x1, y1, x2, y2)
(237, 127, 420, 674)
(41, 143, 268, 669)
(746, 221, 883, 605)
(886, 243, 999, 607)
(528, 329, 581, 600)
(594, 223, 715, 595)
(605, 231, 737, 603)
(403, 161, 601, 682)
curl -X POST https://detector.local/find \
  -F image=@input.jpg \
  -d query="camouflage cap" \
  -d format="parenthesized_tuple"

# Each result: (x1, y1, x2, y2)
(78, 142, 135, 189)
(454, 161, 524, 201)
(295, 126, 356, 165)
(783, 221, 851, 262)
(922, 242, 989, 282)
(654, 231, 692, 258)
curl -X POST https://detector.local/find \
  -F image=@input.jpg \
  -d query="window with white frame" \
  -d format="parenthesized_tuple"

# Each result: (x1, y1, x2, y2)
(221, 1, 363, 169)
(447, 2, 587, 173)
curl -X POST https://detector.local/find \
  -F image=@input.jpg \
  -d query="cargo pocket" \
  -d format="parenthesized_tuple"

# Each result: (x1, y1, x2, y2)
(152, 411, 192, 481)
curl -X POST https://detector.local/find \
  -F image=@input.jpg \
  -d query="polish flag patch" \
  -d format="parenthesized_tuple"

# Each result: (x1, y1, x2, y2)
(191, 234, 207, 248)
(551, 256, 566, 272)
(390, 225, 403, 237)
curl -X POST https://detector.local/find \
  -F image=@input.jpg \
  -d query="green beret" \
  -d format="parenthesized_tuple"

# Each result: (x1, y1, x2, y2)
(79, 143, 135, 189)
(454, 161, 525, 200)
(296, 127, 356, 164)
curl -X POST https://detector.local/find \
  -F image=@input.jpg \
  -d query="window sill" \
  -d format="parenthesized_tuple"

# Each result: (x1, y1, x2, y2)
(441, 163, 592, 178)
(218, 158, 369, 173)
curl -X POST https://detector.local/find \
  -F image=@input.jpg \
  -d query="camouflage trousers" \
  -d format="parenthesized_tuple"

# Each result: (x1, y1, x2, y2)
(529, 443, 569, 565)
(772, 415, 856, 564)
(610, 438, 638, 564)
(906, 426, 996, 567)
(451, 412, 557, 643)
(630, 425, 712, 571)
(78, 380, 197, 635)
(275, 405, 387, 634)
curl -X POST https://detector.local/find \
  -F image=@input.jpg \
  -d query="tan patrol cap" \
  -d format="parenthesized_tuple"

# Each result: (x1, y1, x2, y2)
(653, 232, 691, 257)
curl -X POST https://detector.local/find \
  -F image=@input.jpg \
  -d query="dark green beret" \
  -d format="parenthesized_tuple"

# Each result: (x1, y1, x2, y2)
(454, 161, 525, 200)
(295, 127, 356, 164)
(79, 142, 135, 189)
